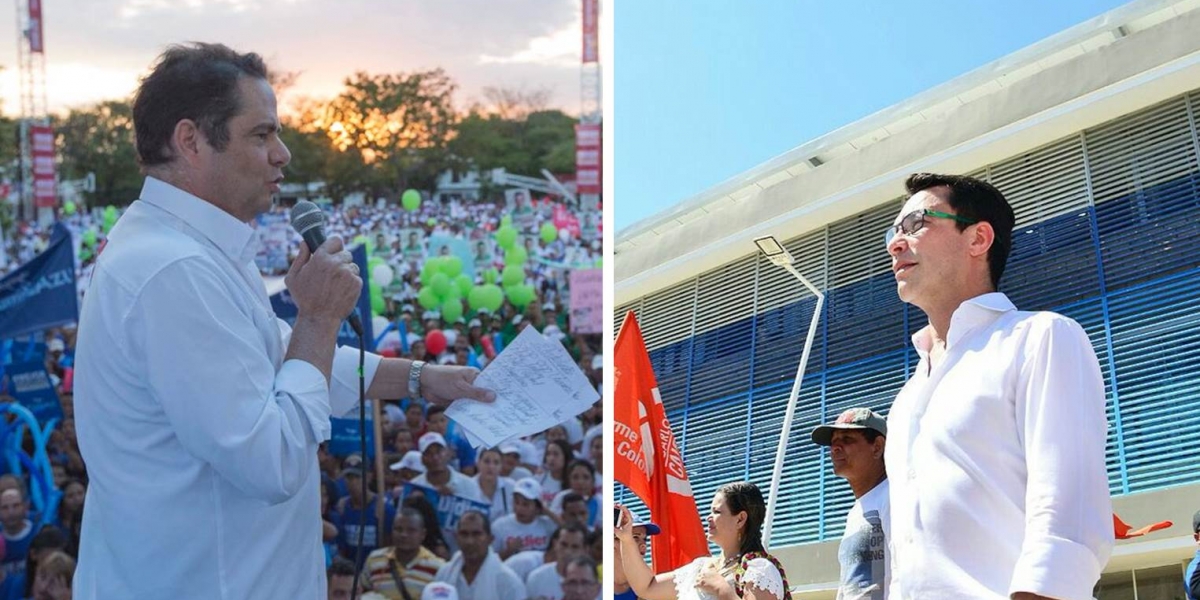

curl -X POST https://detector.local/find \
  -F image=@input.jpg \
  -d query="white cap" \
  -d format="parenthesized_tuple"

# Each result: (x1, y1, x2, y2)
(390, 450, 426, 473)
(421, 582, 459, 600)
(513, 477, 543, 501)
(468, 318, 482, 328)
(48, 339, 65, 352)
(442, 330, 458, 347)
(419, 432, 447, 453)
(542, 302, 555, 311)
(512, 315, 524, 326)
(498, 442, 522, 456)
(423, 311, 441, 321)
(591, 355, 603, 370)
(543, 325, 565, 342)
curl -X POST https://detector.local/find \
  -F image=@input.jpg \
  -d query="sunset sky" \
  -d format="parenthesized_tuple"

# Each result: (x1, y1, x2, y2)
(0, 0, 585, 117)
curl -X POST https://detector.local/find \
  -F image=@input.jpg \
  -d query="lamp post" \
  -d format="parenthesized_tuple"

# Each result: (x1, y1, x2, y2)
(754, 235, 825, 545)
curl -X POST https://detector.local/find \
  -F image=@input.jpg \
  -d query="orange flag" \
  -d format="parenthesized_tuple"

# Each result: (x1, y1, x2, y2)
(1113, 513, 1172, 540)
(614, 311, 709, 572)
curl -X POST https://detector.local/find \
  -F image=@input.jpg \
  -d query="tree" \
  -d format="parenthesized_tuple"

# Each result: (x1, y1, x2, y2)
(53, 100, 141, 207)
(448, 109, 576, 179)
(481, 85, 553, 121)
(318, 69, 459, 196)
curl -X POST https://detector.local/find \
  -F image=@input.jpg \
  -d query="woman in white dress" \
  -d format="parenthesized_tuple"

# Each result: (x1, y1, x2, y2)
(616, 482, 791, 600)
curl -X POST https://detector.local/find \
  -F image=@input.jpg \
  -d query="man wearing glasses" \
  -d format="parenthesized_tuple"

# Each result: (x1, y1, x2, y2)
(883, 173, 1113, 600)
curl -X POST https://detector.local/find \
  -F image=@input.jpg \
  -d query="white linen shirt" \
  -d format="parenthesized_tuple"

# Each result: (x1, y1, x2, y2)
(884, 293, 1113, 600)
(73, 177, 383, 599)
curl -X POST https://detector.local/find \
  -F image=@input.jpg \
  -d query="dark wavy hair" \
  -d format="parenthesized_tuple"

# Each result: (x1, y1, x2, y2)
(132, 42, 269, 168)
(904, 173, 1016, 290)
(717, 481, 767, 557)
(544, 439, 574, 482)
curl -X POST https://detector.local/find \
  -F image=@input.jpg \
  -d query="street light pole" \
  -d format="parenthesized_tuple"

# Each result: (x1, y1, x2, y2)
(754, 236, 825, 545)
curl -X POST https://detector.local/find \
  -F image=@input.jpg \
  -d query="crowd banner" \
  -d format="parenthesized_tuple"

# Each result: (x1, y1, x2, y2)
(0, 223, 78, 340)
(568, 269, 602, 334)
(400, 482, 491, 532)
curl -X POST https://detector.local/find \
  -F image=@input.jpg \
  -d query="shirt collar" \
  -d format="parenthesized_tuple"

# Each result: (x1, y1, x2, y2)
(138, 176, 257, 263)
(911, 292, 1016, 357)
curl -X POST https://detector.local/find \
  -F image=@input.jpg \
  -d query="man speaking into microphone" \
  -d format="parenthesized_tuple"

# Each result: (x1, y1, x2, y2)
(72, 43, 494, 600)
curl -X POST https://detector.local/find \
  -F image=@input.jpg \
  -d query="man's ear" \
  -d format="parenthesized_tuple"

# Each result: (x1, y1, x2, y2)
(968, 220, 995, 260)
(171, 119, 204, 166)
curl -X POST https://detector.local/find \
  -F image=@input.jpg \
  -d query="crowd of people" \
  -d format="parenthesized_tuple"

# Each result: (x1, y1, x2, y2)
(0, 189, 603, 600)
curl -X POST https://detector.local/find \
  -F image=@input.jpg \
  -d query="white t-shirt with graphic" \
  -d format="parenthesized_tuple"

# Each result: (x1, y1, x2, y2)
(836, 479, 890, 600)
(490, 514, 558, 554)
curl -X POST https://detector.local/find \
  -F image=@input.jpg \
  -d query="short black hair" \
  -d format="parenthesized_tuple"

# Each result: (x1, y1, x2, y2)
(904, 173, 1016, 289)
(426, 405, 447, 419)
(132, 42, 269, 168)
(327, 557, 355, 579)
(561, 492, 586, 508)
(565, 555, 599, 580)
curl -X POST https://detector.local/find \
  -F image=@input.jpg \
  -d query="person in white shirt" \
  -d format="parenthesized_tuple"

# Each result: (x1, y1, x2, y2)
(72, 43, 494, 600)
(499, 443, 533, 481)
(434, 511, 526, 600)
(883, 173, 1113, 599)
(472, 447, 516, 520)
(526, 522, 589, 600)
(561, 556, 602, 600)
(491, 478, 557, 559)
(410, 433, 484, 502)
(811, 408, 889, 600)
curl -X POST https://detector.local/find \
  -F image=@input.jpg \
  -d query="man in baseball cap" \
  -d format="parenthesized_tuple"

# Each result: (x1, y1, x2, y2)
(1187, 509, 1200, 600)
(410, 432, 483, 502)
(490, 478, 556, 559)
(812, 407, 890, 599)
(614, 511, 660, 600)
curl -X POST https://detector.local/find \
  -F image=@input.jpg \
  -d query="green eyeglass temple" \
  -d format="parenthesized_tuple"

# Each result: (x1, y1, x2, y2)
(884, 209, 979, 245)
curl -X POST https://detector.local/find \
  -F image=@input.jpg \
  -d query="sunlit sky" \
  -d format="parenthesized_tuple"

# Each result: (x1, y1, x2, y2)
(0, 0, 585, 118)
(614, 0, 1134, 232)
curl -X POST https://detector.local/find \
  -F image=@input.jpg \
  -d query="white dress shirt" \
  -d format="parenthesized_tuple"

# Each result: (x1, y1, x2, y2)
(884, 293, 1113, 600)
(73, 177, 382, 599)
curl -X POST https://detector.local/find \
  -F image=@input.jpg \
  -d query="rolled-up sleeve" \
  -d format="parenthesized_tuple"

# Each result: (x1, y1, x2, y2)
(1009, 316, 1115, 599)
(276, 318, 383, 418)
(130, 259, 330, 505)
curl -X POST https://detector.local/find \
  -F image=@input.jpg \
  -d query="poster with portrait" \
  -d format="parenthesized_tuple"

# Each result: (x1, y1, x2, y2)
(399, 228, 426, 264)
(505, 188, 537, 233)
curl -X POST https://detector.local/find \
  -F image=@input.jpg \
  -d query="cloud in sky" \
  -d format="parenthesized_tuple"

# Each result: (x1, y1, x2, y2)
(0, 0, 587, 117)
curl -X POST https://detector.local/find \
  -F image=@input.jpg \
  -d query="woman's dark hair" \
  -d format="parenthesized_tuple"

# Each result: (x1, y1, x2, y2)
(717, 482, 767, 558)
(904, 173, 1016, 290)
(403, 494, 449, 554)
(544, 440, 574, 482)
(132, 42, 269, 168)
(566, 459, 595, 486)
(25, 525, 68, 597)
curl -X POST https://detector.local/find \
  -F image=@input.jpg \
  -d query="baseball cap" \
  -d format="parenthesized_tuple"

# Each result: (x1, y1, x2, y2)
(48, 339, 65, 353)
(513, 477, 543, 501)
(421, 582, 458, 600)
(419, 432, 448, 453)
(390, 450, 426, 473)
(498, 442, 522, 456)
(340, 454, 365, 477)
(401, 304, 415, 314)
(468, 318, 482, 328)
(629, 512, 662, 536)
(423, 311, 441, 321)
(512, 315, 524, 326)
(811, 407, 887, 446)
(542, 302, 555, 311)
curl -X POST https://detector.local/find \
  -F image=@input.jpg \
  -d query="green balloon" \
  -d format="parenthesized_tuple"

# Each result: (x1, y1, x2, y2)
(82, 229, 97, 247)
(501, 265, 524, 288)
(402, 189, 421, 211)
(443, 284, 462, 302)
(455, 274, 473, 297)
(482, 284, 504, 312)
(430, 272, 452, 298)
(496, 226, 518, 251)
(370, 282, 385, 316)
(594, 256, 603, 268)
(505, 284, 535, 308)
(501, 215, 513, 228)
(63, 201, 77, 216)
(504, 246, 528, 267)
(418, 286, 441, 310)
(442, 298, 464, 323)
(427, 218, 437, 227)
(79, 248, 92, 262)
(483, 268, 498, 284)
(539, 222, 557, 244)
(441, 256, 464, 278)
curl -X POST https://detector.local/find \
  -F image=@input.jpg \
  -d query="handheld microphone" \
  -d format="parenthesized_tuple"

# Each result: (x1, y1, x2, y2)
(289, 200, 364, 337)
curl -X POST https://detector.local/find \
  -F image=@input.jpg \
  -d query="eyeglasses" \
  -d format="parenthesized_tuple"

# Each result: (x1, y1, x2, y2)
(884, 209, 978, 247)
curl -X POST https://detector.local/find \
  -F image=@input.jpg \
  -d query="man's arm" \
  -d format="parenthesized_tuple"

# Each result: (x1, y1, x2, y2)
(1189, 557, 1200, 600)
(1008, 316, 1114, 599)
(362, 358, 494, 406)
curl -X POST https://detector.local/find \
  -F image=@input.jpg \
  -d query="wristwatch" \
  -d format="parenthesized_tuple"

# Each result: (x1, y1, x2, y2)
(408, 360, 426, 399)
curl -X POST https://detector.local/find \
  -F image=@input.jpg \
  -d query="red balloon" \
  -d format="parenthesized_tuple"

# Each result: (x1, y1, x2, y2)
(378, 348, 398, 358)
(425, 330, 447, 355)
(480, 336, 496, 359)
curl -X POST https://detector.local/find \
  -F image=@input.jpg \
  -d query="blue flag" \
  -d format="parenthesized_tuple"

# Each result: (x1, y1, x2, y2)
(0, 224, 78, 339)
(4, 361, 64, 427)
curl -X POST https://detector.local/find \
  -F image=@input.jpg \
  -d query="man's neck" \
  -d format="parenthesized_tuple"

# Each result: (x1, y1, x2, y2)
(3, 520, 26, 536)
(350, 493, 373, 510)
(849, 471, 887, 499)
(921, 286, 994, 344)
(427, 469, 451, 485)
(462, 555, 486, 582)
(394, 546, 419, 565)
